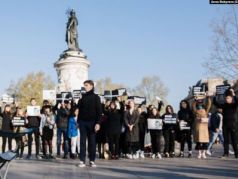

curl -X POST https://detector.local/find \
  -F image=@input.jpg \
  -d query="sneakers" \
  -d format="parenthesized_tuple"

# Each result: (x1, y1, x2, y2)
(179, 152, 184, 158)
(165, 153, 170, 158)
(36, 155, 42, 160)
(188, 151, 192, 158)
(126, 154, 133, 159)
(197, 153, 202, 159)
(90, 161, 97, 167)
(151, 154, 156, 159)
(202, 152, 207, 159)
(229, 150, 235, 155)
(206, 150, 212, 156)
(221, 154, 229, 159)
(78, 161, 86, 168)
(133, 153, 139, 159)
(156, 153, 162, 159)
(140, 152, 145, 159)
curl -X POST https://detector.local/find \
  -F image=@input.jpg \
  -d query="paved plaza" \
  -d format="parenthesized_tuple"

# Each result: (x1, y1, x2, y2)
(3, 145, 238, 179)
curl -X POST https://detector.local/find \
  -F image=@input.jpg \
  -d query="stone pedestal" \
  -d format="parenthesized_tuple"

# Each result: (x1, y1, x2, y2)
(54, 49, 90, 93)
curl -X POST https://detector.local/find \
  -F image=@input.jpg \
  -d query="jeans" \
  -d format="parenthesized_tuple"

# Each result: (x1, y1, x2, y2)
(57, 128, 69, 156)
(79, 120, 96, 162)
(28, 128, 40, 156)
(207, 130, 224, 151)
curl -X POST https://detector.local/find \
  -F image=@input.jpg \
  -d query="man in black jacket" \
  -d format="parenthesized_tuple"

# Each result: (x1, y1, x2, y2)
(78, 80, 102, 167)
(213, 89, 238, 158)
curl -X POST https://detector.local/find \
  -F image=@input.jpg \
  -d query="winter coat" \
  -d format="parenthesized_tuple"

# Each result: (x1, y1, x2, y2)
(192, 98, 211, 143)
(106, 110, 122, 135)
(68, 116, 79, 138)
(78, 89, 102, 124)
(124, 109, 140, 142)
(56, 108, 70, 129)
(213, 96, 238, 128)
(2, 112, 13, 132)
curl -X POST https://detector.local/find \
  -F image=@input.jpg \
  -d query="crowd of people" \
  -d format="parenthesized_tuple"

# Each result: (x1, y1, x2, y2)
(0, 80, 238, 168)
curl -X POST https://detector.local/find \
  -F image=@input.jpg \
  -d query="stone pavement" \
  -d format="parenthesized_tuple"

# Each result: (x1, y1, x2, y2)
(4, 153, 238, 179)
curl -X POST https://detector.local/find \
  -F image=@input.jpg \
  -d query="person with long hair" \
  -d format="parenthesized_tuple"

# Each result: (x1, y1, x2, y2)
(14, 107, 27, 159)
(192, 96, 211, 159)
(106, 101, 122, 159)
(149, 107, 163, 159)
(178, 100, 194, 158)
(162, 105, 177, 158)
(124, 100, 140, 159)
(1, 105, 13, 153)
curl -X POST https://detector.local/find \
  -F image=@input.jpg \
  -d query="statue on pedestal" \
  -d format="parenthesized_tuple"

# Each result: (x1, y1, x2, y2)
(66, 10, 79, 51)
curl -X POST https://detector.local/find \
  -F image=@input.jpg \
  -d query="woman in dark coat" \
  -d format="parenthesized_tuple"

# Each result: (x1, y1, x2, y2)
(106, 101, 122, 159)
(149, 107, 163, 159)
(124, 100, 140, 159)
(177, 100, 194, 158)
(162, 105, 177, 158)
(1, 105, 13, 153)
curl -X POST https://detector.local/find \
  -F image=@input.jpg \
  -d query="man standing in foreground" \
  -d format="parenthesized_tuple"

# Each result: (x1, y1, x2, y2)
(78, 80, 102, 167)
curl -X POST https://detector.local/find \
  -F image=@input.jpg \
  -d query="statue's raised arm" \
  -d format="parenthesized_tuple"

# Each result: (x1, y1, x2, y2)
(66, 10, 79, 50)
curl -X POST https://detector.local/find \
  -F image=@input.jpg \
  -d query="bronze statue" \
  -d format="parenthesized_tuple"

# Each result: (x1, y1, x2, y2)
(66, 10, 79, 50)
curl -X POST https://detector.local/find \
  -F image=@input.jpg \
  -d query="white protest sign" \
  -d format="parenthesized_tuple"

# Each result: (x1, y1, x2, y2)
(179, 120, 190, 130)
(43, 90, 56, 101)
(27, 106, 41, 116)
(147, 118, 163, 130)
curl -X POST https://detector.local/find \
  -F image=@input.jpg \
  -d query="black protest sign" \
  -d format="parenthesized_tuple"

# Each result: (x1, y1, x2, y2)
(193, 85, 206, 96)
(216, 85, 231, 95)
(72, 90, 81, 99)
(12, 117, 25, 127)
(56, 92, 72, 103)
(164, 115, 177, 124)
(216, 84, 231, 104)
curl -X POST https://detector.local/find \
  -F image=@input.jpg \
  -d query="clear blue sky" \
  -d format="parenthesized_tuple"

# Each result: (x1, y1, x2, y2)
(0, 0, 231, 111)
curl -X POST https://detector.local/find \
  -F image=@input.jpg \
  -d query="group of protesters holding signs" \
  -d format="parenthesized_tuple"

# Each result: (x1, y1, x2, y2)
(0, 80, 237, 168)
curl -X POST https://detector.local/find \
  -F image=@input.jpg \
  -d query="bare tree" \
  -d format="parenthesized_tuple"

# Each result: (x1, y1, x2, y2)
(95, 77, 126, 95)
(204, 6, 238, 79)
(131, 75, 168, 105)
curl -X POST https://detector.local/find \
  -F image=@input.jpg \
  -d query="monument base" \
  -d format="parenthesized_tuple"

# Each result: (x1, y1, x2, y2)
(54, 49, 90, 93)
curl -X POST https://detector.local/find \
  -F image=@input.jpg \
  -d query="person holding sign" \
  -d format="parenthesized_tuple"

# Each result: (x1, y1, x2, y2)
(26, 98, 42, 160)
(148, 107, 163, 159)
(124, 100, 140, 159)
(13, 107, 27, 159)
(192, 95, 211, 159)
(1, 105, 13, 153)
(213, 88, 238, 158)
(162, 105, 177, 158)
(177, 100, 194, 158)
(40, 105, 55, 159)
